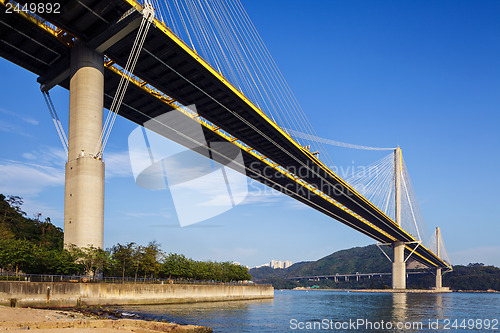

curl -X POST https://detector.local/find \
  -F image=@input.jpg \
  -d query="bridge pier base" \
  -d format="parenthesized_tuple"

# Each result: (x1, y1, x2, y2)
(392, 241, 406, 289)
(63, 41, 105, 249)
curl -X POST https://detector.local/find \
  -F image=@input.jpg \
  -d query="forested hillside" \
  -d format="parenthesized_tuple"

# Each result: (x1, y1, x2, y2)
(0, 194, 250, 281)
(250, 245, 500, 291)
(250, 245, 391, 281)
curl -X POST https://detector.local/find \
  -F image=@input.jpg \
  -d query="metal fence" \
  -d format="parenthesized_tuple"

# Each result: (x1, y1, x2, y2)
(0, 272, 269, 286)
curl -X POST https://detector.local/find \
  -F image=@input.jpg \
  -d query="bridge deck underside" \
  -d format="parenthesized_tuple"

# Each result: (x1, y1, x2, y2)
(0, 0, 448, 269)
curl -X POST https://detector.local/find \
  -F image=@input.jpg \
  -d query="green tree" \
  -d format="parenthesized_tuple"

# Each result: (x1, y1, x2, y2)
(131, 245, 145, 281)
(110, 242, 136, 279)
(71, 245, 111, 278)
(142, 241, 163, 279)
(161, 253, 193, 279)
(0, 238, 34, 274)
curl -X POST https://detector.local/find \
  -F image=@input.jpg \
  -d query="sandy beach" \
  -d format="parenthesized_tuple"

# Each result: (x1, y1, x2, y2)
(0, 306, 211, 332)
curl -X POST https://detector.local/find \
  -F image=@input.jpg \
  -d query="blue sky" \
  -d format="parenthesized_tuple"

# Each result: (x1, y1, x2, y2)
(0, 0, 499, 268)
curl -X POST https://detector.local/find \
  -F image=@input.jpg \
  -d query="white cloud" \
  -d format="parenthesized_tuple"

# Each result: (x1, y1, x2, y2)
(21, 146, 66, 166)
(0, 159, 64, 196)
(0, 119, 33, 137)
(0, 145, 136, 198)
(22, 197, 63, 222)
(0, 106, 39, 126)
(104, 150, 133, 178)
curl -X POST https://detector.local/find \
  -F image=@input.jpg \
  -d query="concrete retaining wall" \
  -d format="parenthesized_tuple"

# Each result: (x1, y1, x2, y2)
(0, 281, 274, 307)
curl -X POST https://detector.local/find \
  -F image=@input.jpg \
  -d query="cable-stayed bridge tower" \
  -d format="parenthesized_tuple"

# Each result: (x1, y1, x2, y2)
(393, 147, 406, 289)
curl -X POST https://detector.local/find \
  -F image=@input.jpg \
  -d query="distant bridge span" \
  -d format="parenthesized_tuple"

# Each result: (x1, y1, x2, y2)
(286, 271, 429, 282)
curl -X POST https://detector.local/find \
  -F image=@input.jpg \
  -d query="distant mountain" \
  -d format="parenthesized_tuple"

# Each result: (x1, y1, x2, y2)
(250, 245, 392, 281)
(250, 245, 500, 291)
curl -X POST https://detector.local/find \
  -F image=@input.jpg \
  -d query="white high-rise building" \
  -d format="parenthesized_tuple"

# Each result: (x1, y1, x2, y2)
(269, 260, 292, 269)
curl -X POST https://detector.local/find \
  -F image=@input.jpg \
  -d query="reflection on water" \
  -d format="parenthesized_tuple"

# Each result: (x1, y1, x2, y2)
(110, 291, 499, 332)
(391, 293, 407, 323)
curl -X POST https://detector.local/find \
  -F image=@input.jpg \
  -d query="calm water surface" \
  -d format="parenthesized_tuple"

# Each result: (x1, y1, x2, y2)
(110, 291, 499, 332)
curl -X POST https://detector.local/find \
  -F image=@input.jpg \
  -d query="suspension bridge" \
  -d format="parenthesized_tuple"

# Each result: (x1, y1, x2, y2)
(0, 0, 451, 289)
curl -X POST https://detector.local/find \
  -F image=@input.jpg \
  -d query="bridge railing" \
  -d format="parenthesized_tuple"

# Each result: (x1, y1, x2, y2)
(0, 273, 268, 286)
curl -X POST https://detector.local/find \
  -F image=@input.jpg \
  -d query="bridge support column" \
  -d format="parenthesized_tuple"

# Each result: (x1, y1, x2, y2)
(436, 268, 442, 289)
(64, 41, 105, 249)
(392, 241, 406, 289)
(392, 147, 406, 289)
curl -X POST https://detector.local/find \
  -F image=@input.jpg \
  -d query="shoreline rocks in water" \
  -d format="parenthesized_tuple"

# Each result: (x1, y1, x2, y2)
(0, 305, 212, 332)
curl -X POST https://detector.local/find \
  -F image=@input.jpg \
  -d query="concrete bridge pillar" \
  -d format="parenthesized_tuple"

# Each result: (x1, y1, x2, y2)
(435, 227, 443, 289)
(436, 268, 442, 289)
(63, 41, 105, 249)
(392, 241, 406, 289)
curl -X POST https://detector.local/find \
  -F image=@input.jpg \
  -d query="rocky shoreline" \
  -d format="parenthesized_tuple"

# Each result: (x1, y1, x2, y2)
(0, 305, 212, 332)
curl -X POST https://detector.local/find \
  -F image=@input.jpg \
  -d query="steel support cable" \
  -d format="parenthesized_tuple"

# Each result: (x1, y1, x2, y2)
(367, 162, 393, 208)
(232, 0, 334, 164)
(190, 0, 307, 148)
(102, 14, 152, 150)
(149, 0, 163, 23)
(189, 0, 223, 74)
(97, 15, 148, 155)
(375, 161, 393, 194)
(212, 0, 284, 129)
(222, 0, 310, 147)
(166, 0, 331, 163)
(221, 0, 299, 129)
(199, 0, 269, 120)
(189, 0, 241, 97)
(141, 48, 411, 240)
(213, 1, 270, 113)
(345, 153, 392, 185)
(286, 128, 395, 151)
(358, 165, 387, 201)
(345, 153, 394, 211)
(179, 0, 201, 54)
(197, 0, 241, 79)
(173, 0, 195, 50)
(439, 234, 451, 264)
(156, 0, 167, 24)
(164, 2, 331, 161)
(402, 174, 421, 241)
(230, 1, 319, 152)
(164, 0, 179, 35)
(42, 91, 68, 156)
(348, 156, 394, 213)
(383, 176, 394, 215)
(182, 0, 200, 52)
(373, 160, 395, 206)
(217, 0, 299, 133)
(401, 159, 430, 246)
(95, 5, 155, 158)
(107, 93, 391, 243)
(198, 0, 250, 101)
